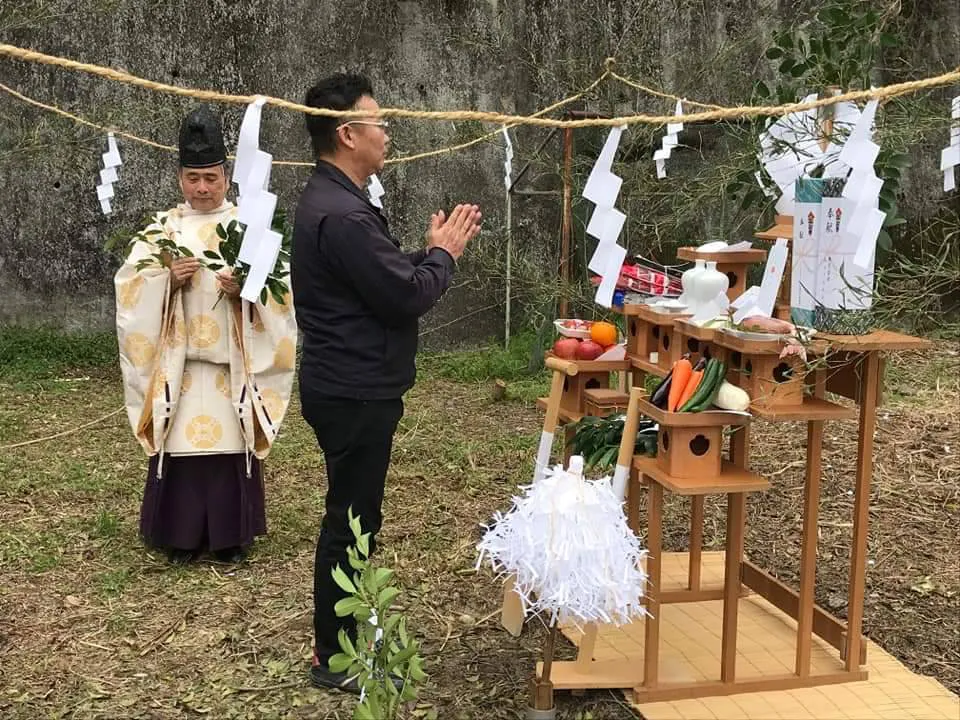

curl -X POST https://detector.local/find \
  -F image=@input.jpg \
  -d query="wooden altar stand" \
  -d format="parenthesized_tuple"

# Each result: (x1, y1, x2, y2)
(525, 326, 947, 714)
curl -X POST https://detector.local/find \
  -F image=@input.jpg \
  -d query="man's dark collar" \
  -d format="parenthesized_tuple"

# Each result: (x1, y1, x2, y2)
(314, 160, 373, 207)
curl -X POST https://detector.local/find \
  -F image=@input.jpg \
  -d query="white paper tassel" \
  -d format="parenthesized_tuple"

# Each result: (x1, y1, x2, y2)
(477, 457, 648, 626)
(581, 126, 628, 307)
(941, 96, 960, 193)
(96, 132, 122, 215)
(653, 100, 683, 179)
(501, 126, 514, 189)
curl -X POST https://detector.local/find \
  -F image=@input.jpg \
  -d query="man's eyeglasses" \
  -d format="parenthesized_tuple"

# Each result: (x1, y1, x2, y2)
(337, 120, 390, 130)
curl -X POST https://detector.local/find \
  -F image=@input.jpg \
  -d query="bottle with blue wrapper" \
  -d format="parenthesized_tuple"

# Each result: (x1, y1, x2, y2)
(613, 290, 625, 308)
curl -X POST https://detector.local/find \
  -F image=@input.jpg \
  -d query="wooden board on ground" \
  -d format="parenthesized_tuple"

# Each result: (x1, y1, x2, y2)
(542, 553, 959, 719)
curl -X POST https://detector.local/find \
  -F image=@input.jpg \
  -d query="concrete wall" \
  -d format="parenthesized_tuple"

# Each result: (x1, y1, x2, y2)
(1, 0, 957, 342)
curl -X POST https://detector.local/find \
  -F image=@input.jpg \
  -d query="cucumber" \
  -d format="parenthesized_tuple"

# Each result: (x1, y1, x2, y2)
(680, 358, 720, 412)
(689, 361, 727, 412)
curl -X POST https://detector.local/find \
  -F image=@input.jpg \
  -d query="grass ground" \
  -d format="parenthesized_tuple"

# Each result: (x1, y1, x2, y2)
(0, 327, 957, 719)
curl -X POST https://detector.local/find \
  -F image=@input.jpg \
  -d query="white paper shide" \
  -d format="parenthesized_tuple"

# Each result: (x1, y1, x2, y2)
(654, 100, 683, 179)
(501, 125, 514, 189)
(583, 126, 628, 308)
(942, 96, 960, 193)
(96, 133, 122, 215)
(232, 97, 282, 303)
(758, 93, 861, 216)
(476, 456, 648, 626)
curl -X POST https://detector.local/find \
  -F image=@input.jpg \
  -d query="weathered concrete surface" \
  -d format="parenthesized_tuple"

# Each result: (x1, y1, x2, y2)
(0, 1, 957, 342)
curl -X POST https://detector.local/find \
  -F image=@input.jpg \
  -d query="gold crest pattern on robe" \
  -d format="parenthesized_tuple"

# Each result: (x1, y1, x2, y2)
(115, 201, 297, 460)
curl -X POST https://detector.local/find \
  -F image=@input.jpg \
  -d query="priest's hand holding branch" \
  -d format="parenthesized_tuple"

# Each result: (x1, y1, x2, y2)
(169, 257, 201, 291)
(427, 204, 482, 261)
(217, 269, 241, 299)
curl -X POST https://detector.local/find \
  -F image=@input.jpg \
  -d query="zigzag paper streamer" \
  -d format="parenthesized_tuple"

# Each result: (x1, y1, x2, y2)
(582, 126, 628, 307)
(501, 126, 514, 189)
(941, 96, 960, 193)
(654, 99, 683, 179)
(96, 132, 121, 215)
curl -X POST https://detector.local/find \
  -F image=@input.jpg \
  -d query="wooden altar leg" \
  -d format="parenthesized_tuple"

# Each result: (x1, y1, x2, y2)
(721, 492, 746, 683)
(644, 480, 663, 687)
(797, 369, 825, 676)
(729, 422, 750, 468)
(846, 352, 880, 671)
(689, 496, 704, 591)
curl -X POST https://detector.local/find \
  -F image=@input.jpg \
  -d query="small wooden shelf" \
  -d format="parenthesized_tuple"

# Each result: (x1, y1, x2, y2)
(630, 356, 667, 378)
(716, 329, 931, 357)
(583, 388, 629, 404)
(613, 303, 654, 317)
(751, 396, 857, 422)
(638, 399, 751, 428)
(714, 328, 825, 356)
(753, 216, 793, 241)
(816, 330, 933, 352)
(675, 320, 722, 342)
(677, 247, 768, 264)
(535, 397, 582, 424)
(543, 352, 630, 372)
(632, 456, 770, 496)
(633, 305, 692, 326)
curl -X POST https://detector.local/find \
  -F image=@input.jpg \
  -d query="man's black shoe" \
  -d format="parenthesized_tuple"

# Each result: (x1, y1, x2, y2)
(310, 664, 360, 694)
(310, 661, 406, 694)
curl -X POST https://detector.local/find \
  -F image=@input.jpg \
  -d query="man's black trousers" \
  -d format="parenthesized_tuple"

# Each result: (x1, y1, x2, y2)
(301, 393, 404, 665)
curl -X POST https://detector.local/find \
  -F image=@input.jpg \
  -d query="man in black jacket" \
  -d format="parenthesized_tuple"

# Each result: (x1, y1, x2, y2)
(292, 72, 481, 693)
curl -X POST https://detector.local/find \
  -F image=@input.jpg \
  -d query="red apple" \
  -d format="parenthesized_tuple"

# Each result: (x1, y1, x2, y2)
(576, 340, 604, 360)
(553, 337, 580, 359)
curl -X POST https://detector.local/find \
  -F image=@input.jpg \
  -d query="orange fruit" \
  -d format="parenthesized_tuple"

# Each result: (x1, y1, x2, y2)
(590, 321, 618, 347)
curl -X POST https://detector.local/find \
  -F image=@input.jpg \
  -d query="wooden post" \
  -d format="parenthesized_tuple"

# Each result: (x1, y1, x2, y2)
(721, 492, 746, 683)
(644, 480, 663, 687)
(611, 386, 645, 506)
(559, 127, 574, 319)
(502, 358, 579, 637)
(531, 623, 558, 711)
(721, 422, 750, 683)
(505, 175, 513, 348)
(626, 466, 641, 534)
(846, 351, 880, 671)
(689, 496, 704, 591)
(796, 368, 826, 676)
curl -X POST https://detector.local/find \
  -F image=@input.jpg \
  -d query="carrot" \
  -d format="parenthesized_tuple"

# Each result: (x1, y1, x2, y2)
(674, 370, 704, 411)
(667, 358, 693, 412)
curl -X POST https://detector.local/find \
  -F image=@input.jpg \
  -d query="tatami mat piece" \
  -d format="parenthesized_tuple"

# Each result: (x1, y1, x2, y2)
(558, 553, 959, 720)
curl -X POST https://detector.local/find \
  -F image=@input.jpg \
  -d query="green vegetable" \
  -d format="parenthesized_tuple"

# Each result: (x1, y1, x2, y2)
(570, 414, 658, 468)
(680, 358, 720, 411)
(689, 361, 727, 412)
